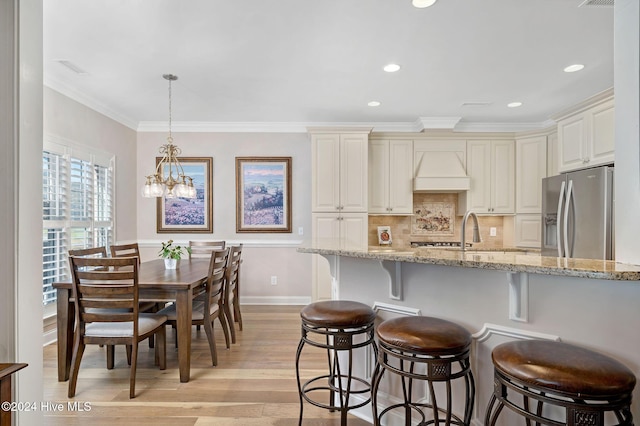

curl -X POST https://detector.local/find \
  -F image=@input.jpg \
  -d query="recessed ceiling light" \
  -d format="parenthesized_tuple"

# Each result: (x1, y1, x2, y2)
(564, 64, 585, 73)
(507, 102, 523, 108)
(412, 0, 437, 8)
(368, 101, 381, 107)
(383, 63, 401, 73)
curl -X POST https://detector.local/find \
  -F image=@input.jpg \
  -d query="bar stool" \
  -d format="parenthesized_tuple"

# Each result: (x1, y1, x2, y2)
(371, 316, 475, 426)
(295, 300, 377, 426)
(485, 340, 636, 426)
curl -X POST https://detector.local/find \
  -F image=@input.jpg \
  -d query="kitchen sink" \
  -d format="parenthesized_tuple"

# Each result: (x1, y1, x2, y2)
(368, 248, 414, 254)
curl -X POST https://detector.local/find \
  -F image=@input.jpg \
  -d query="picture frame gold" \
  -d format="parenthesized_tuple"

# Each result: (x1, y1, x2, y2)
(235, 157, 292, 233)
(156, 157, 213, 233)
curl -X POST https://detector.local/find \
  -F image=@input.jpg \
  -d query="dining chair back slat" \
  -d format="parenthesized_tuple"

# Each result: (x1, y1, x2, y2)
(110, 243, 140, 259)
(189, 240, 226, 259)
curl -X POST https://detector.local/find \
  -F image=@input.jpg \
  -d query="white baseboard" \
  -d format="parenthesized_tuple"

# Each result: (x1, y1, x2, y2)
(241, 296, 311, 305)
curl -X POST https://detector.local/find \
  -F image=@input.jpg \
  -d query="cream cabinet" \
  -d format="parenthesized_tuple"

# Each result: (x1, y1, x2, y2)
(309, 128, 370, 301)
(311, 132, 368, 213)
(516, 136, 547, 214)
(547, 132, 558, 177)
(557, 98, 614, 173)
(514, 214, 542, 248)
(368, 139, 413, 215)
(459, 140, 515, 215)
(311, 212, 368, 301)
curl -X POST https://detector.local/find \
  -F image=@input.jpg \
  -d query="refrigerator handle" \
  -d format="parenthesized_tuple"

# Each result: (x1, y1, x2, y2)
(556, 180, 566, 257)
(563, 179, 573, 258)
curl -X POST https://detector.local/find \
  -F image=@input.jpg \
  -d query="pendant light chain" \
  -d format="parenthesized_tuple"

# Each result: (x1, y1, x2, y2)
(141, 74, 196, 199)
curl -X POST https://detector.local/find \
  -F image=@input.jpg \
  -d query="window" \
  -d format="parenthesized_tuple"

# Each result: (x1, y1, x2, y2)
(42, 142, 115, 307)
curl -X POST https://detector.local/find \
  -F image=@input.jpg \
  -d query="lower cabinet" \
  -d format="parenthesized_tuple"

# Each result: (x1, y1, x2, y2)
(311, 213, 368, 300)
(514, 214, 542, 248)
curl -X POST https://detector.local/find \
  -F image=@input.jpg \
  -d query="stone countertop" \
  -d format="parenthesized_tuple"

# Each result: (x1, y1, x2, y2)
(297, 244, 640, 281)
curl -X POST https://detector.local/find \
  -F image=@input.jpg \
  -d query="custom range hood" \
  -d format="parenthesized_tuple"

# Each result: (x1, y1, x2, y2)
(413, 151, 470, 192)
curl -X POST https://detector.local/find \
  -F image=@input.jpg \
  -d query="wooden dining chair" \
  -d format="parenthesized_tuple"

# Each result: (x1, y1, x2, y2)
(67, 256, 167, 399)
(110, 243, 140, 259)
(110, 242, 165, 345)
(224, 244, 244, 344)
(188, 240, 226, 258)
(158, 248, 230, 366)
(68, 247, 109, 270)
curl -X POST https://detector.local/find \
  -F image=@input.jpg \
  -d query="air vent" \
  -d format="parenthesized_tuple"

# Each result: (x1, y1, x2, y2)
(56, 60, 89, 75)
(579, 0, 614, 7)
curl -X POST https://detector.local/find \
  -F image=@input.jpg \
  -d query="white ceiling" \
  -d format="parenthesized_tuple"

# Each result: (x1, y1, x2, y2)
(43, 0, 614, 132)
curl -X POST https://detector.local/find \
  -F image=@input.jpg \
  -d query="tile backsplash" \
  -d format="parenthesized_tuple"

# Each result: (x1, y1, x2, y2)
(368, 193, 512, 249)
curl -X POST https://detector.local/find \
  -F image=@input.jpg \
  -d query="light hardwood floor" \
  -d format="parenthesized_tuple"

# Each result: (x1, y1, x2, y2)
(43, 305, 372, 425)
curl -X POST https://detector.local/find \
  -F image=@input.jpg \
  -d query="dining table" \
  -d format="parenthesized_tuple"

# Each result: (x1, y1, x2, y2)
(54, 257, 210, 383)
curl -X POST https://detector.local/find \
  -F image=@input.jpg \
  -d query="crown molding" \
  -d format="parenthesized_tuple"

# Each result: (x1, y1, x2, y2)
(550, 87, 614, 121)
(44, 76, 138, 130)
(45, 80, 559, 135)
(453, 119, 556, 133)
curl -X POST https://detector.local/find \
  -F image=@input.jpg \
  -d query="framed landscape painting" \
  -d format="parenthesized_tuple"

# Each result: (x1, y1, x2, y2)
(156, 157, 213, 233)
(236, 157, 292, 233)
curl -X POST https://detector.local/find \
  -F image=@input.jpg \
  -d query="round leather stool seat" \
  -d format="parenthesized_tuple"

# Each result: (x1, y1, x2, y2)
(296, 300, 377, 426)
(371, 316, 475, 426)
(485, 340, 637, 426)
(377, 316, 471, 356)
(300, 300, 376, 328)
(492, 340, 636, 398)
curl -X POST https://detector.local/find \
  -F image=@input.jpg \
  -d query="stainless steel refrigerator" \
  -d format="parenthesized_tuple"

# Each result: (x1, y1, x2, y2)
(541, 165, 614, 260)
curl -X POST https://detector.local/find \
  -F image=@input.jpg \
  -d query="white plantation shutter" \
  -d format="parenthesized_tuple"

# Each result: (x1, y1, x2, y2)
(42, 142, 115, 307)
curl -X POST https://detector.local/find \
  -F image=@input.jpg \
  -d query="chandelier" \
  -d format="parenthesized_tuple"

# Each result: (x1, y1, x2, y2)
(141, 74, 196, 199)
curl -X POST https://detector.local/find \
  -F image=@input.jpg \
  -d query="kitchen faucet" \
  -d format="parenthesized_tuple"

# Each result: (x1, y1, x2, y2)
(461, 210, 481, 252)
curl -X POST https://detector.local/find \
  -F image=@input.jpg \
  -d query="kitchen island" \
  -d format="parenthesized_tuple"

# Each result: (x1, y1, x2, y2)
(297, 244, 640, 425)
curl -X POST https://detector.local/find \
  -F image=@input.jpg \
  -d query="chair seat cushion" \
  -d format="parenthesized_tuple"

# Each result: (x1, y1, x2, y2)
(157, 301, 218, 321)
(492, 340, 637, 397)
(376, 316, 471, 356)
(300, 300, 376, 328)
(84, 313, 167, 338)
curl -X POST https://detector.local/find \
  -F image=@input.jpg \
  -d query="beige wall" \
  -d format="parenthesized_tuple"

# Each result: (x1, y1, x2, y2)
(136, 131, 313, 303)
(44, 87, 139, 241)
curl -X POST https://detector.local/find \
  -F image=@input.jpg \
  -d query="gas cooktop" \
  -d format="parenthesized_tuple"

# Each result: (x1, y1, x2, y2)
(410, 241, 473, 248)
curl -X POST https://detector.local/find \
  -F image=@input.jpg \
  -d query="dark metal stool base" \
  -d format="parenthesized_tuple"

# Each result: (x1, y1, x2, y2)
(485, 369, 634, 426)
(295, 302, 377, 426)
(371, 340, 475, 426)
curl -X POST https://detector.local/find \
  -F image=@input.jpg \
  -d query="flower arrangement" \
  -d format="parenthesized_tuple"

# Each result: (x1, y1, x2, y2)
(158, 240, 191, 260)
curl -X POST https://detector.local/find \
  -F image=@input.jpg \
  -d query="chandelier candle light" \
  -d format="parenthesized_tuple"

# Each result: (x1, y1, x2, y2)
(141, 74, 197, 199)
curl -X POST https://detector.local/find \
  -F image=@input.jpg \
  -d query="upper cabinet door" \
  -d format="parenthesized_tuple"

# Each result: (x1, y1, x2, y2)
(558, 97, 614, 173)
(491, 140, 515, 214)
(311, 134, 341, 212)
(387, 140, 413, 214)
(589, 99, 615, 166)
(368, 139, 413, 214)
(460, 140, 514, 214)
(516, 136, 547, 214)
(464, 140, 492, 213)
(368, 140, 390, 214)
(339, 134, 368, 212)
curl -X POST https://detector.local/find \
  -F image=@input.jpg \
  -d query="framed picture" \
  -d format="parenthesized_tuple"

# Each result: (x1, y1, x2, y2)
(156, 157, 213, 233)
(236, 157, 292, 233)
(377, 226, 392, 245)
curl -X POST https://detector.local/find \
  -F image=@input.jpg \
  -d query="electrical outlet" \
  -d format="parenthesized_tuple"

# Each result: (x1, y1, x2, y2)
(298, 227, 304, 235)
(270, 276, 277, 285)
(490, 227, 497, 237)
